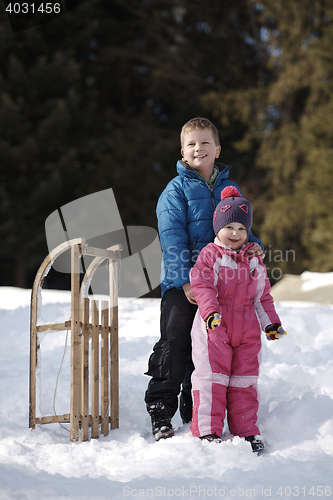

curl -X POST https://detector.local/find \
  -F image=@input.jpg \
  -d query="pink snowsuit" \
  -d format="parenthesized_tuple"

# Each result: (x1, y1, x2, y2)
(190, 238, 281, 438)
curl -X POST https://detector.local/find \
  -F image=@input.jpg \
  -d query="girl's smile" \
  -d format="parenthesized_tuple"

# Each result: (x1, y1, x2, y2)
(217, 223, 248, 250)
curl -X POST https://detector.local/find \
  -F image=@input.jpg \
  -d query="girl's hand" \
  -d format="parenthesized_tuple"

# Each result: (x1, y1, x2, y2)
(206, 312, 221, 330)
(247, 243, 265, 259)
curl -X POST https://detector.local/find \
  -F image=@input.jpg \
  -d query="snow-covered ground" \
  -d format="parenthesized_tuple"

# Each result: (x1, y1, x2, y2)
(300, 271, 333, 292)
(0, 284, 333, 500)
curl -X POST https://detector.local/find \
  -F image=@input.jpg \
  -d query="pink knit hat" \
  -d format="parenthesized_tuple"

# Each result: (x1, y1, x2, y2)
(213, 186, 253, 235)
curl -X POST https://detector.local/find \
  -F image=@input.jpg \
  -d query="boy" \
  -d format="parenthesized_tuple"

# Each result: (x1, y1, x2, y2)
(144, 117, 264, 441)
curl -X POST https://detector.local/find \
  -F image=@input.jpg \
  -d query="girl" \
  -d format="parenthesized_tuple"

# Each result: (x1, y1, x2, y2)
(189, 186, 286, 453)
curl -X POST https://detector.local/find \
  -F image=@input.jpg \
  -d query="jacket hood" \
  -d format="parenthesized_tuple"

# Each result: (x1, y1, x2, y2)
(176, 160, 231, 180)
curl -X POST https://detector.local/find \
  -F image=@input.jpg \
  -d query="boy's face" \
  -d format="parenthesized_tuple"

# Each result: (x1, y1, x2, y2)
(181, 129, 221, 175)
(217, 223, 248, 250)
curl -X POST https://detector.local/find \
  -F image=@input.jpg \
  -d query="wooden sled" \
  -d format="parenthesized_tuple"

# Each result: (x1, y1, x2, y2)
(29, 238, 122, 441)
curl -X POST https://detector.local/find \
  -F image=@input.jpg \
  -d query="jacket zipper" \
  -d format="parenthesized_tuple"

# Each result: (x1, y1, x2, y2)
(189, 163, 226, 210)
(190, 240, 197, 252)
(210, 188, 216, 210)
(207, 168, 227, 210)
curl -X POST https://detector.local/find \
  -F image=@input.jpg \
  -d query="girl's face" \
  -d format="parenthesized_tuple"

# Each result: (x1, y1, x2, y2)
(217, 223, 248, 250)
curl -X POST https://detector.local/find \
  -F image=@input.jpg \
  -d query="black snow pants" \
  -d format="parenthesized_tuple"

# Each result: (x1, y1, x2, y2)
(144, 288, 197, 420)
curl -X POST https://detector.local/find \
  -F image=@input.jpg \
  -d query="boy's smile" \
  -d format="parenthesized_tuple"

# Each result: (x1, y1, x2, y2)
(181, 129, 221, 181)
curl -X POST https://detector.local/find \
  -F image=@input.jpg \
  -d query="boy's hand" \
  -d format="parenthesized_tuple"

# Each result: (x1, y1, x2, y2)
(206, 312, 221, 330)
(265, 323, 287, 341)
(182, 282, 197, 304)
(247, 243, 264, 259)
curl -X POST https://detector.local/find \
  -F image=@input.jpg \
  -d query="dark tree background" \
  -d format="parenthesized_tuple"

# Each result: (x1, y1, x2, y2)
(0, 0, 332, 292)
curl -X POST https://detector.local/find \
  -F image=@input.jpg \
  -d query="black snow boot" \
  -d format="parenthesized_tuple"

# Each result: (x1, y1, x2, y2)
(200, 434, 221, 443)
(147, 402, 174, 441)
(179, 387, 192, 424)
(245, 435, 265, 454)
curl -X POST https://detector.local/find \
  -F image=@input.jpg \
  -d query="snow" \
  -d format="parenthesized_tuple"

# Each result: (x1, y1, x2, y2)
(0, 285, 333, 499)
(300, 271, 333, 292)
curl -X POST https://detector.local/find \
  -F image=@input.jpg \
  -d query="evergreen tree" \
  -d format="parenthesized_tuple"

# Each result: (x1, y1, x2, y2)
(0, 0, 268, 287)
(0, 1, 102, 286)
(254, 0, 333, 275)
(202, 0, 333, 277)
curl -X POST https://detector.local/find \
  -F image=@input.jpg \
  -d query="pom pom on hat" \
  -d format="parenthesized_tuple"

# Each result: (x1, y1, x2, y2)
(213, 186, 253, 235)
(220, 186, 241, 200)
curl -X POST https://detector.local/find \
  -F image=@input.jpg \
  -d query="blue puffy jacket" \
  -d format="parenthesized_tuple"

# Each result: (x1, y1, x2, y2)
(157, 160, 263, 295)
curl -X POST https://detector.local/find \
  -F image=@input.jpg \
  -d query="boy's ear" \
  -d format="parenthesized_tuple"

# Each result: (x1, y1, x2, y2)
(215, 145, 221, 158)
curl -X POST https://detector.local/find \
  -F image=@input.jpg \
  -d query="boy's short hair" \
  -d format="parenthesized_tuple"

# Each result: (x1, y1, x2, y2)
(180, 117, 220, 148)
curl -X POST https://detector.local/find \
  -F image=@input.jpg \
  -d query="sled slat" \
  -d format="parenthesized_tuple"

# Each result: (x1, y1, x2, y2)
(36, 322, 113, 334)
(35, 414, 71, 424)
(101, 302, 109, 436)
(36, 321, 71, 332)
(70, 244, 81, 442)
(110, 259, 119, 430)
(85, 245, 122, 260)
(91, 300, 100, 439)
(81, 298, 90, 441)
